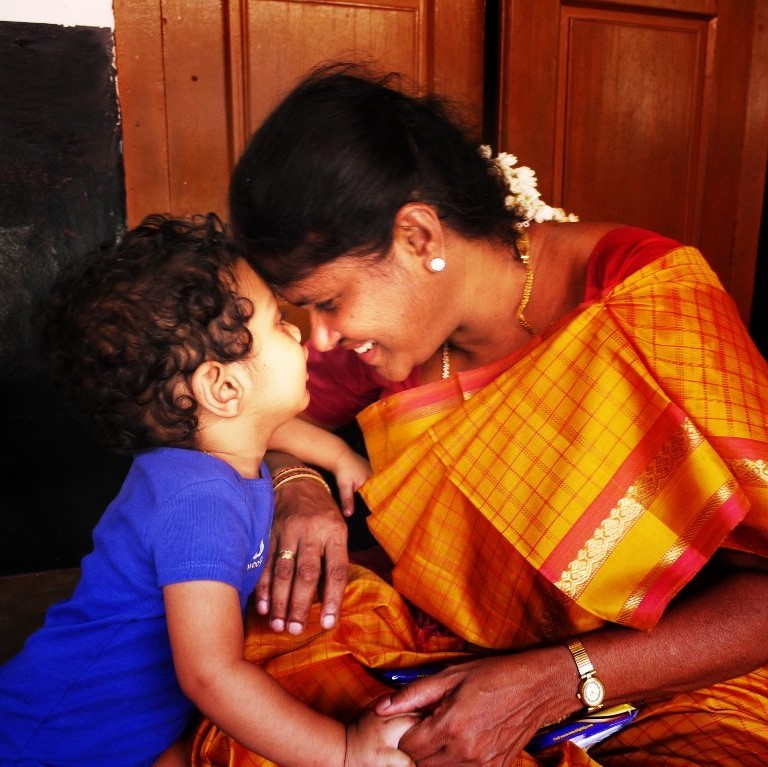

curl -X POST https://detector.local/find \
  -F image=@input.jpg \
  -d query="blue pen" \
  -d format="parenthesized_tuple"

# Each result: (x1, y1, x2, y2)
(370, 663, 447, 687)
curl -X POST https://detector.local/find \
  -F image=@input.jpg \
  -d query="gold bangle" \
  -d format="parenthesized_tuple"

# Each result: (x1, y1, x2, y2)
(272, 466, 332, 496)
(271, 466, 324, 484)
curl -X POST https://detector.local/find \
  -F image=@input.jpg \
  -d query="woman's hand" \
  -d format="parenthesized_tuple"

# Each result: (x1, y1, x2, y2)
(377, 561, 768, 766)
(375, 652, 574, 767)
(258, 453, 350, 634)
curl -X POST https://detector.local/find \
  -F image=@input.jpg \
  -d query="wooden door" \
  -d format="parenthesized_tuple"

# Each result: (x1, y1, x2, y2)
(114, 0, 486, 226)
(497, 0, 768, 322)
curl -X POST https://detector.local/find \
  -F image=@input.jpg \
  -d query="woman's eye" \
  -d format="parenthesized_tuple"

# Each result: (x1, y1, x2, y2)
(315, 299, 336, 313)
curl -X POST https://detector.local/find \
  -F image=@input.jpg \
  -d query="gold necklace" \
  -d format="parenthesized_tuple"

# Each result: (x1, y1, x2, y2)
(514, 229, 536, 336)
(441, 230, 535, 380)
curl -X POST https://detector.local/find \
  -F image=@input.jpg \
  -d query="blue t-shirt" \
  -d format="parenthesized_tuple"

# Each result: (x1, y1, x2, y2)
(0, 447, 273, 767)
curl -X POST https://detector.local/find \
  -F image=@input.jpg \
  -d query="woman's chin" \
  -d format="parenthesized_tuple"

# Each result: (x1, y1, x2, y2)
(357, 344, 414, 382)
(374, 362, 412, 383)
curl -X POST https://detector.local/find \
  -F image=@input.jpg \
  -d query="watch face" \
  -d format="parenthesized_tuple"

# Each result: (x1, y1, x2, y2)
(581, 677, 605, 708)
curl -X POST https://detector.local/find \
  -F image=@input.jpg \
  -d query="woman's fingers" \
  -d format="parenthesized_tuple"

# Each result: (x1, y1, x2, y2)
(258, 476, 349, 633)
(377, 672, 458, 716)
(269, 543, 301, 632)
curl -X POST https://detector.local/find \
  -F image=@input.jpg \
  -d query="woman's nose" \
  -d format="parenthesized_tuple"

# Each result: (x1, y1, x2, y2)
(308, 311, 342, 352)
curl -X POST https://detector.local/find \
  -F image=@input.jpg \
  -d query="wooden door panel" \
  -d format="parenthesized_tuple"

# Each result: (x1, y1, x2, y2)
(233, 0, 429, 151)
(498, 0, 768, 321)
(115, 0, 485, 226)
(113, 0, 173, 218)
(163, 0, 232, 218)
(114, 0, 233, 221)
(555, 9, 712, 243)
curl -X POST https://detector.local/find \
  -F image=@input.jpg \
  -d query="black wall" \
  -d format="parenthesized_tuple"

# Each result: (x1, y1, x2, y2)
(0, 22, 129, 576)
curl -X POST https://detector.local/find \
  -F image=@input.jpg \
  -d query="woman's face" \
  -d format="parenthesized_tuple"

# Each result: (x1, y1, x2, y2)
(278, 248, 444, 382)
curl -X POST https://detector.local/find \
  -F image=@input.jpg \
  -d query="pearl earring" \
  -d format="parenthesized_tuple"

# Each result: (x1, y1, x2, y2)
(428, 256, 446, 272)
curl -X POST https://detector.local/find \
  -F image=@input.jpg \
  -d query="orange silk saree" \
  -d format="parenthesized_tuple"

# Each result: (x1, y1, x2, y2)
(192, 245, 768, 766)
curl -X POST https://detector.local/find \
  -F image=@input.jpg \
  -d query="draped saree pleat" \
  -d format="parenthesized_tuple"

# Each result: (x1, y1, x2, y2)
(191, 246, 768, 766)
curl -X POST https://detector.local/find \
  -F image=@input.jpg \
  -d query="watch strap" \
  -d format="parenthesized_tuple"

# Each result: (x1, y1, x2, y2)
(566, 638, 595, 678)
(566, 638, 605, 712)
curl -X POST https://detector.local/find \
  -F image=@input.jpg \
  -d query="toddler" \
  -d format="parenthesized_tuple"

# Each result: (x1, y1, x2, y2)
(0, 214, 412, 767)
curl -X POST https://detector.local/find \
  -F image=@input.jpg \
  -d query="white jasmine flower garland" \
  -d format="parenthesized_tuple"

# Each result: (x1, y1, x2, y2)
(479, 145, 579, 224)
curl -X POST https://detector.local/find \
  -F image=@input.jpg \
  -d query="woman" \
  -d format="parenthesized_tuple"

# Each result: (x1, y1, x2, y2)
(191, 64, 768, 766)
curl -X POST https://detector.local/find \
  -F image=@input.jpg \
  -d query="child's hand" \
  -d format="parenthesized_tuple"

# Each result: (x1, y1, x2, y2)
(331, 449, 372, 517)
(345, 710, 419, 767)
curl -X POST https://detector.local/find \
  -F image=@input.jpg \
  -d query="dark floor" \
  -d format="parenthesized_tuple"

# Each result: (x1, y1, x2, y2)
(0, 568, 80, 664)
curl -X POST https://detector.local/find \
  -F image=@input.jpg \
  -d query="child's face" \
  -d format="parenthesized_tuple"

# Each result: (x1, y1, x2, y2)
(234, 259, 309, 424)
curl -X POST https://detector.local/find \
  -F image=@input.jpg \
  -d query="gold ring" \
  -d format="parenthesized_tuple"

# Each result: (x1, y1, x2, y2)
(277, 549, 296, 561)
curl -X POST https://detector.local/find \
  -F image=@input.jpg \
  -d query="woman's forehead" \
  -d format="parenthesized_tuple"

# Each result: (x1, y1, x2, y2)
(278, 256, 371, 306)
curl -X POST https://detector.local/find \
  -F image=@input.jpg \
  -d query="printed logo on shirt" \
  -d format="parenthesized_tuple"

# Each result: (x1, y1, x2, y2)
(247, 539, 265, 570)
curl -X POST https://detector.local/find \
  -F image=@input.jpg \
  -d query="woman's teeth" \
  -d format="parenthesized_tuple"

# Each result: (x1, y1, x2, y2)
(354, 340, 375, 354)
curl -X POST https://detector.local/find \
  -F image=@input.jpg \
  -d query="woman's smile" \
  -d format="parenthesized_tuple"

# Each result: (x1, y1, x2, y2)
(352, 340, 375, 356)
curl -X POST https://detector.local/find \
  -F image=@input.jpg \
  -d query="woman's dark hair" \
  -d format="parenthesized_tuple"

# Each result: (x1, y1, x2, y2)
(230, 62, 523, 288)
(42, 213, 252, 453)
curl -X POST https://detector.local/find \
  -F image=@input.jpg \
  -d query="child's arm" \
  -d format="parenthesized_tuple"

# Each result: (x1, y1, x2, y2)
(269, 418, 371, 516)
(164, 580, 416, 767)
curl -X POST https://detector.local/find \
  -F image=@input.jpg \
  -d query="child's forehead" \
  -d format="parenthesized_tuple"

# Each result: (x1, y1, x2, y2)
(233, 258, 274, 304)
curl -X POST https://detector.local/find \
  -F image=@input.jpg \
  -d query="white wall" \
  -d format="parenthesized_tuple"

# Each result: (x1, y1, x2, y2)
(0, 0, 113, 27)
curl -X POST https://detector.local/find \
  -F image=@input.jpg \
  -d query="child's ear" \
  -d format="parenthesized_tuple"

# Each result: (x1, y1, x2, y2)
(190, 361, 244, 418)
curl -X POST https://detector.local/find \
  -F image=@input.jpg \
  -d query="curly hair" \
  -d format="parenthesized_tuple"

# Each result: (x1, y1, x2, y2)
(42, 213, 253, 452)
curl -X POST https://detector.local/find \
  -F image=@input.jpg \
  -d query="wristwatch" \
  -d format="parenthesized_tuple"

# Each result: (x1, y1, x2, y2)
(565, 639, 606, 712)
